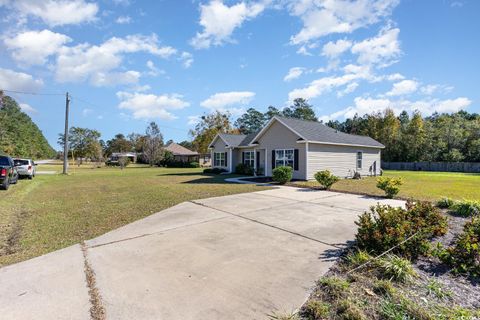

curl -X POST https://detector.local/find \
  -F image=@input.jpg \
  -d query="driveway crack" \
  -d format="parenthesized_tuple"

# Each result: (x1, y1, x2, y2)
(80, 242, 106, 320)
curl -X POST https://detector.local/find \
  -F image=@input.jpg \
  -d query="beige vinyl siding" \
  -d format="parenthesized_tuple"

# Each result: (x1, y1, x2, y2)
(307, 143, 381, 179)
(211, 138, 229, 170)
(255, 120, 306, 180)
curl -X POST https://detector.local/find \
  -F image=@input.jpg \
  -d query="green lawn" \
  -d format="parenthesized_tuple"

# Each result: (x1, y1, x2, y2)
(0, 165, 269, 267)
(293, 170, 480, 202)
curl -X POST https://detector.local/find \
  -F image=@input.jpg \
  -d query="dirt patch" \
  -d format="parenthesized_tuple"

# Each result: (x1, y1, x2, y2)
(0, 209, 28, 256)
(81, 242, 106, 320)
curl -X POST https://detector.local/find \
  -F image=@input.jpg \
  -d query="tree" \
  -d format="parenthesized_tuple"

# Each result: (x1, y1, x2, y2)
(190, 111, 234, 154)
(178, 140, 194, 150)
(105, 133, 132, 156)
(127, 133, 147, 153)
(144, 122, 164, 166)
(282, 98, 317, 121)
(264, 105, 281, 120)
(58, 127, 102, 164)
(234, 107, 266, 134)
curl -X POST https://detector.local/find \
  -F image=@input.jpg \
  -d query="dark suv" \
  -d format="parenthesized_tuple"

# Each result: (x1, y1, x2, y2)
(0, 155, 19, 190)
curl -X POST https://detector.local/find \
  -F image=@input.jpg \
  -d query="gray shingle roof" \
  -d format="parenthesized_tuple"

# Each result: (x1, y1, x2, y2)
(214, 116, 384, 149)
(164, 142, 198, 156)
(274, 116, 384, 148)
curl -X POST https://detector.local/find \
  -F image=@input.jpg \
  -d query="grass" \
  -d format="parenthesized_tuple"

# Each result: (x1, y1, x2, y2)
(0, 164, 269, 267)
(293, 170, 480, 202)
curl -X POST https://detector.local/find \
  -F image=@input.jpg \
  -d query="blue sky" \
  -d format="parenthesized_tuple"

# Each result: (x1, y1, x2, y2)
(0, 0, 478, 149)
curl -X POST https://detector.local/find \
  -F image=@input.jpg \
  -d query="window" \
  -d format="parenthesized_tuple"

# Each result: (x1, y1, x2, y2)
(243, 151, 255, 167)
(214, 152, 225, 167)
(356, 151, 363, 169)
(274, 149, 294, 168)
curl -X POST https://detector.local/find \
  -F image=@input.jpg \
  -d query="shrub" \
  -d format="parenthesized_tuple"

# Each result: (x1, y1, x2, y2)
(440, 217, 480, 277)
(272, 166, 293, 184)
(203, 167, 227, 174)
(301, 300, 330, 320)
(189, 161, 199, 168)
(355, 201, 448, 259)
(317, 276, 350, 299)
(345, 250, 371, 267)
(452, 199, 480, 217)
(235, 163, 254, 175)
(437, 197, 455, 209)
(314, 170, 340, 190)
(376, 177, 403, 198)
(377, 255, 416, 283)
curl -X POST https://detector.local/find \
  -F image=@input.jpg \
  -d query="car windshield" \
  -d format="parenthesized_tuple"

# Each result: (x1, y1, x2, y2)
(14, 159, 29, 166)
(0, 157, 10, 166)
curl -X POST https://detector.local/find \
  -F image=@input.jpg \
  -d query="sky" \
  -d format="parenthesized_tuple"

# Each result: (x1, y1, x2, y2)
(0, 0, 478, 150)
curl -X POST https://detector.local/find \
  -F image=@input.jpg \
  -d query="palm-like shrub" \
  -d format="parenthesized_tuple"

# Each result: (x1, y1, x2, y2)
(314, 170, 340, 190)
(376, 177, 403, 198)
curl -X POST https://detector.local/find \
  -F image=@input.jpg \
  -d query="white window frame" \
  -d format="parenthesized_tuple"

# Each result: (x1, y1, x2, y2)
(214, 152, 226, 167)
(356, 151, 363, 169)
(274, 149, 294, 168)
(243, 151, 255, 168)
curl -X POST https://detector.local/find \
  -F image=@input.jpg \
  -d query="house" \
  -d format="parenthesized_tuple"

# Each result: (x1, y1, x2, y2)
(110, 152, 137, 163)
(164, 142, 199, 163)
(208, 116, 384, 180)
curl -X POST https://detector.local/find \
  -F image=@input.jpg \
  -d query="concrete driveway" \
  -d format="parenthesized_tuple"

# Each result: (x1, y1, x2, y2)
(0, 187, 404, 320)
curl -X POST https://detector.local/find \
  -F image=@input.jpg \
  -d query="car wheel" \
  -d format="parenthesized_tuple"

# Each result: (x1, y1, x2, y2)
(28, 175, 33, 180)
(11, 176, 18, 184)
(1, 179, 9, 190)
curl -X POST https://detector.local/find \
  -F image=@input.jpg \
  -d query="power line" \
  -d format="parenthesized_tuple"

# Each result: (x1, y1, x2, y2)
(0, 89, 65, 96)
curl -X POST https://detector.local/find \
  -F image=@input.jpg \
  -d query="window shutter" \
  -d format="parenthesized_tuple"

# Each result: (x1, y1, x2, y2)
(256, 151, 260, 169)
(242, 152, 245, 164)
(294, 149, 299, 171)
(271, 150, 275, 169)
(225, 152, 228, 167)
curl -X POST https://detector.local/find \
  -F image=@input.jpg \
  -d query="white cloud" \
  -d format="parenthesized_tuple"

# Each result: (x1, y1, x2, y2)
(4, 29, 72, 65)
(146, 60, 165, 77)
(116, 15, 132, 24)
(1, 0, 98, 27)
(117, 91, 190, 120)
(337, 82, 359, 97)
(321, 39, 352, 58)
(386, 79, 418, 96)
(420, 84, 453, 96)
(180, 51, 194, 68)
(351, 27, 401, 67)
(0, 68, 43, 92)
(190, 0, 269, 49)
(55, 34, 177, 86)
(386, 73, 404, 81)
(319, 96, 472, 121)
(289, 0, 399, 44)
(284, 67, 305, 82)
(19, 103, 37, 113)
(187, 115, 201, 126)
(200, 91, 255, 115)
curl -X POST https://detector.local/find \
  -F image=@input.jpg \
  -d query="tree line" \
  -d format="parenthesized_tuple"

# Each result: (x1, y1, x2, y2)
(189, 97, 480, 162)
(0, 94, 56, 159)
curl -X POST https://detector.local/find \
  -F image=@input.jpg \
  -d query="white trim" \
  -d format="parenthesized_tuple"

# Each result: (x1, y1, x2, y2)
(305, 141, 309, 180)
(213, 151, 226, 167)
(296, 140, 384, 149)
(273, 148, 294, 169)
(242, 150, 255, 168)
(248, 116, 306, 146)
(208, 133, 231, 149)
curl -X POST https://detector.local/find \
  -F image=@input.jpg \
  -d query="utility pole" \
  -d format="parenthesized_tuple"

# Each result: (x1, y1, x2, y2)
(63, 92, 70, 175)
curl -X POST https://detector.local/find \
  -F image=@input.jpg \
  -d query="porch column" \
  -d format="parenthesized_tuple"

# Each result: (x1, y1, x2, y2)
(253, 148, 257, 176)
(265, 148, 268, 176)
(229, 148, 233, 173)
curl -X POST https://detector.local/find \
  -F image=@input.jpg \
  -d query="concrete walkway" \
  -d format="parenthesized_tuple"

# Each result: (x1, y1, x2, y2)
(0, 187, 404, 320)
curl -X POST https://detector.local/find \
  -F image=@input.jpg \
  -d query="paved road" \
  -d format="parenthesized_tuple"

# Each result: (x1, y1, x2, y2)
(0, 187, 404, 320)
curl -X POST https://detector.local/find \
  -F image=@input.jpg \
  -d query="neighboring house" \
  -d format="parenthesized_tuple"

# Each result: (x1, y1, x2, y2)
(208, 116, 384, 180)
(199, 153, 211, 167)
(164, 142, 199, 163)
(110, 152, 137, 163)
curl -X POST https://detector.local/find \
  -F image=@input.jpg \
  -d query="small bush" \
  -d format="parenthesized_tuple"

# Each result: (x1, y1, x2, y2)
(317, 276, 350, 299)
(272, 166, 293, 184)
(314, 170, 340, 190)
(189, 161, 199, 168)
(452, 199, 480, 217)
(337, 300, 367, 320)
(203, 167, 227, 174)
(345, 250, 371, 267)
(376, 177, 403, 198)
(373, 280, 396, 296)
(440, 217, 480, 277)
(301, 300, 330, 320)
(355, 201, 448, 259)
(437, 197, 455, 209)
(425, 279, 452, 300)
(235, 163, 254, 175)
(377, 255, 416, 283)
